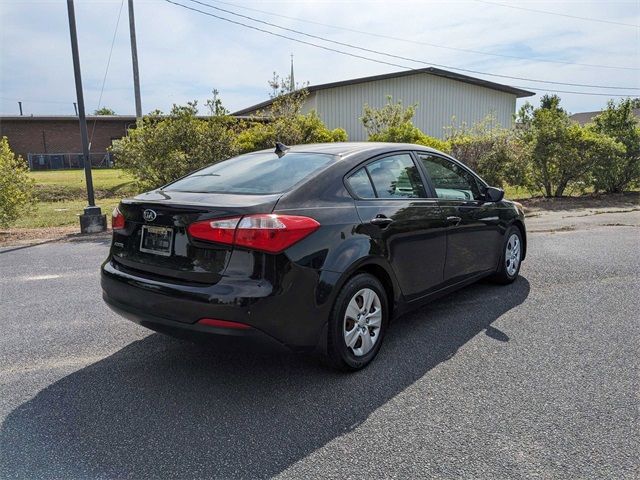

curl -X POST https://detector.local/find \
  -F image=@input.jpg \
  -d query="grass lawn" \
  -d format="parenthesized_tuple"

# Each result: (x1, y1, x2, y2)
(29, 168, 133, 189)
(13, 198, 123, 229)
(13, 169, 137, 229)
(29, 169, 134, 189)
(503, 185, 533, 200)
(30, 168, 138, 202)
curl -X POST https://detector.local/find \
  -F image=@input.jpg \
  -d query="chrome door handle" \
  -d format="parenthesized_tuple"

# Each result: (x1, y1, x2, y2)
(446, 216, 462, 226)
(370, 215, 394, 227)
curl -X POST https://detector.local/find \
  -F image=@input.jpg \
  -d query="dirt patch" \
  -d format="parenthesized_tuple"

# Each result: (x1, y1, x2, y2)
(528, 225, 577, 234)
(521, 192, 640, 212)
(0, 227, 111, 248)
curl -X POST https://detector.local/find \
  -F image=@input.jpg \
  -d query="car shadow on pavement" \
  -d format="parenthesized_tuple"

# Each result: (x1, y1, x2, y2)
(0, 277, 530, 479)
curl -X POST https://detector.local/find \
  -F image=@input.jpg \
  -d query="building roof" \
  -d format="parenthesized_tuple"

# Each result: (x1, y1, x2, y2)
(569, 108, 640, 125)
(0, 114, 260, 122)
(0, 115, 138, 122)
(232, 67, 536, 115)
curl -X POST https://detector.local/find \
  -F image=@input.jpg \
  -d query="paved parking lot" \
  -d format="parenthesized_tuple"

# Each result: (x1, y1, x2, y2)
(0, 221, 638, 479)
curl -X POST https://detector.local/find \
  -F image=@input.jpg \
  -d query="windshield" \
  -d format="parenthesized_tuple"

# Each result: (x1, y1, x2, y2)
(164, 151, 335, 195)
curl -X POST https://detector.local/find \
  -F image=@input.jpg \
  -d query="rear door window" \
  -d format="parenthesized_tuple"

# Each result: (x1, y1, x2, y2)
(346, 168, 376, 199)
(365, 154, 425, 199)
(165, 152, 335, 194)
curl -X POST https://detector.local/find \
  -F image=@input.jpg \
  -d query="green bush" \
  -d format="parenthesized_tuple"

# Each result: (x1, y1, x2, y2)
(0, 137, 35, 228)
(589, 98, 640, 193)
(368, 122, 450, 152)
(361, 97, 449, 152)
(512, 95, 625, 197)
(237, 86, 347, 153)
(111, 82, 347, 190)
(557, 124, 625, 197)
(446, 116, 526, 187)
(361, 96, 417, 137)
(111, 102, 239, 190)
(238, 111, 347, 153)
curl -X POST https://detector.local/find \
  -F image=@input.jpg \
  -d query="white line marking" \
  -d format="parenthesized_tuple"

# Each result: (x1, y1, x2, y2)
(23, 274, 62, 281)
(0, 271, 96, 283)
(1, 355, 107, 376)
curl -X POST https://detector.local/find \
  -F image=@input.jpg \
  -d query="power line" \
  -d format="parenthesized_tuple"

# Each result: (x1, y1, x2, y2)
(510, 86, 637, 97)
(181, 0, 640, 91)
(473, 0, 640, 28)
(90, 0, 124, 148)
(165, 0, 638, 98)
(205, 0, 639, 72)
(164, 0, 413, 70)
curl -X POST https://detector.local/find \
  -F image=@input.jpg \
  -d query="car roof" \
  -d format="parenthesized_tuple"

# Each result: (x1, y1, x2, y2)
(252, 142, 443, 158)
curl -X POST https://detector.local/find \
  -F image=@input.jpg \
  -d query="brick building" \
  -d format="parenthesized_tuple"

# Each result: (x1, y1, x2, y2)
(0, 115, 136, 169)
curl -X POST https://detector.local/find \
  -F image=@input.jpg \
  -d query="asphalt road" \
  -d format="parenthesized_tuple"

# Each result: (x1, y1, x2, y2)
(0, 223, 638, 479)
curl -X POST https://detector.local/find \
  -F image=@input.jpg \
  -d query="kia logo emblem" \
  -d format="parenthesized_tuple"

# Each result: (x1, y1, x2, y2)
(143, 209, 157, 222)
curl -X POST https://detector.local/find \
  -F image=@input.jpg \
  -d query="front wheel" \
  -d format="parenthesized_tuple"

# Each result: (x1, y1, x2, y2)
(324, 273, 389, 371)
(491, 226, 523, 284)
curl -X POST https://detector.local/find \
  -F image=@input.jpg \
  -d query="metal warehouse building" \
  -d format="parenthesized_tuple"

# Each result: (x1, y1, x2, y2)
(234, 67, 535, 141)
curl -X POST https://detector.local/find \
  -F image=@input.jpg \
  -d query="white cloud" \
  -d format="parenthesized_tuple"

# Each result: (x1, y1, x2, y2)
(1, 0, 638, 117)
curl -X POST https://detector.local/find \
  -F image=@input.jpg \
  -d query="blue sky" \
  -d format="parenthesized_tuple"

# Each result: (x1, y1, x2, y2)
(1, 0, 638, 117)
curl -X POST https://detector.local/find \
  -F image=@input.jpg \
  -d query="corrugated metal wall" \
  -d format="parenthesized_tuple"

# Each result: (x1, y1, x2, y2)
(304, 72, 517, 141)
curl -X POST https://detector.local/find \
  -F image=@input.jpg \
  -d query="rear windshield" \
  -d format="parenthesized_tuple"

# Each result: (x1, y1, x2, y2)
(164, 152, 335, 195)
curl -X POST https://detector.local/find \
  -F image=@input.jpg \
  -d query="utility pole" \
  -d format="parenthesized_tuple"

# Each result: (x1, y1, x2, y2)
(18, 102, 23, 116)
(66, 0, 106, 233)
(128, 0, 142, 119)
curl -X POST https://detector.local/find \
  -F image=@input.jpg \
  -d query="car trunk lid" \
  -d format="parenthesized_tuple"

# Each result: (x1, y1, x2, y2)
(111, 190, 282, 284)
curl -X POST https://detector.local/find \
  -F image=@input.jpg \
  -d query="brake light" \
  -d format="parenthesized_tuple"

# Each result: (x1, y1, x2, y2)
(112, 206, 125, 230)
(187, 214, 320, 253)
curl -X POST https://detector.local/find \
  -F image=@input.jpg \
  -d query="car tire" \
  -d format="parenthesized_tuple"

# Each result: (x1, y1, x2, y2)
(324, 273, 389, 371)
(491, 226, 523, 285)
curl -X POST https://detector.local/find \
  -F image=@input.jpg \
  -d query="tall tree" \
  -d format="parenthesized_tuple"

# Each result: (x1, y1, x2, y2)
(590, 98, 640, 193)
(516, 95, 623, 197)
(93, 107, 116, 115)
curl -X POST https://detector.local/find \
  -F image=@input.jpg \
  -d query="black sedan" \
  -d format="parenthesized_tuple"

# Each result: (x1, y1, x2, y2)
(101, 142, 526, 370)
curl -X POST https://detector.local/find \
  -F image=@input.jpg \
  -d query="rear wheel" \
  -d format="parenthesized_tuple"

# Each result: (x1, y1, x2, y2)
(324, 273, 388, 371)
(491, 226, 523, 284)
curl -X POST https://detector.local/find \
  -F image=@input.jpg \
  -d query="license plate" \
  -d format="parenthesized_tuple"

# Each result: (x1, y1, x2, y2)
(140, 225, 173, 256)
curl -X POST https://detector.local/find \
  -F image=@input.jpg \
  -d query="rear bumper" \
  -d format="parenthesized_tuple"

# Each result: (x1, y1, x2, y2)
(101, 257, 340, 350)
(103, 294, 286, 351)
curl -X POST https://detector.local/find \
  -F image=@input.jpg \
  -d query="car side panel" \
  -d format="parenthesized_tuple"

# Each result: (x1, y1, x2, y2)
(274, 172, 406, 319)
(353, 199, 447, 301)
(437, 199, 504, 282)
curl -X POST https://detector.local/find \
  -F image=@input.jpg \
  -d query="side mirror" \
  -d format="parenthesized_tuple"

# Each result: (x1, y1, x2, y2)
(484, 186, 504, 203)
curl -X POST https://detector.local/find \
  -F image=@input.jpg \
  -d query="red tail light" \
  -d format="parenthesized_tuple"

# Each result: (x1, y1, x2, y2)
(187, 214, 320, 253)
(112, 206, 125, 230)
(197, 318, 251, 330)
